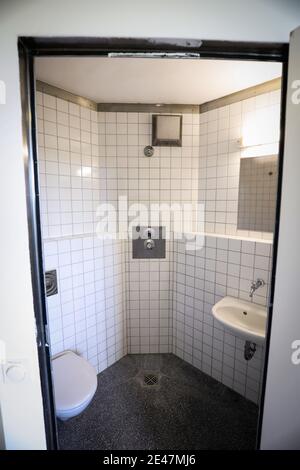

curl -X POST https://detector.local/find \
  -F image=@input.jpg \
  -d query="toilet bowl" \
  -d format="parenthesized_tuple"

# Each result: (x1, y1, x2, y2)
(52, 350, 97, 421)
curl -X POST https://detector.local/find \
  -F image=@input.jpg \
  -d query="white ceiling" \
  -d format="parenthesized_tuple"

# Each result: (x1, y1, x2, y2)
(36, 57, 282, 105)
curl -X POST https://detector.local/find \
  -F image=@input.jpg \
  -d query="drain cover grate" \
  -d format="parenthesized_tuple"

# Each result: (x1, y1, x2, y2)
(136, 369, 161, 388)
(143, 373, 158, 386)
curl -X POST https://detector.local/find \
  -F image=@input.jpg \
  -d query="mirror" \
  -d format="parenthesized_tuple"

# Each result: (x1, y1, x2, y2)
(237, 155, 278, 233)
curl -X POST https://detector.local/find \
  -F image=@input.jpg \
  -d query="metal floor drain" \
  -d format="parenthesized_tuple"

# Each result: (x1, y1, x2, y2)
(144, 373, 158, 386)
(136, 370, 161, 389)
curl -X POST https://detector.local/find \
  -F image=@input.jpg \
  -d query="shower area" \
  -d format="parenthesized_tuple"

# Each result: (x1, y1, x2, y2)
(35, 56, 281, 449)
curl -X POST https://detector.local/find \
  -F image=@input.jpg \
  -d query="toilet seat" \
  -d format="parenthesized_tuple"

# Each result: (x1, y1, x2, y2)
(52, 351, 97, 420)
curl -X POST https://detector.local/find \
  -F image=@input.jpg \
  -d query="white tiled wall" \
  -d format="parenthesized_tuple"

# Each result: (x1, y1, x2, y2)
(36, 86, 275, 404)
(173, 234, 272, 404)
(37, 92, 127, 373)
(199, 89, 281, 239)
(37, 91, 201, 365)
(36, 93, 100, 238)
(125, 240, 173, 354)
(98, 110, 200, 217)
(98, 110, 200, 354)
(43, 236, 126, 372)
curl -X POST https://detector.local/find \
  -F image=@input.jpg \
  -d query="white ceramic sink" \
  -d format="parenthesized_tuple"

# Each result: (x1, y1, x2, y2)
(212, 296, 267, 344)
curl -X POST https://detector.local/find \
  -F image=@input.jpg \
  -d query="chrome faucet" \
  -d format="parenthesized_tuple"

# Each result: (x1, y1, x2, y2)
(249, 279, 265, 298)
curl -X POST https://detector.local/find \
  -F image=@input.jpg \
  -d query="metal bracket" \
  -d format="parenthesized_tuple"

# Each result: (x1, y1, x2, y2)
(244, 341, 257, 361)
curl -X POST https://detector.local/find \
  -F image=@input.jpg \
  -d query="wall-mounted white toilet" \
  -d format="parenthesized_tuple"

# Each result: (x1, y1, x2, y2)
(52, 351, 97, 421)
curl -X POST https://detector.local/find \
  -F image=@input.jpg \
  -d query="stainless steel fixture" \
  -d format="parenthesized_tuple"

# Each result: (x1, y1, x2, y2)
(144, 145, 154, 157)
(144, 238, 155, 250)
(132, 226, 166, 259)
(249, 278, 265, 298)
(152, 114, 182, 147)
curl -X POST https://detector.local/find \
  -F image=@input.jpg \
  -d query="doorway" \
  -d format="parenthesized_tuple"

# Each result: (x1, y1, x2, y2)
(18, 37, 288, 450)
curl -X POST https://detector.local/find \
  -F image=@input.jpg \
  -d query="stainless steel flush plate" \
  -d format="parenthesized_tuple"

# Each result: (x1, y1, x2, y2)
(132, 226, 166, 259)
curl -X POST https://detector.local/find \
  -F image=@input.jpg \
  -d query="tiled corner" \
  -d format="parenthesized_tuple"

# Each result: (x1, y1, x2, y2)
(37, 89, 274, 404)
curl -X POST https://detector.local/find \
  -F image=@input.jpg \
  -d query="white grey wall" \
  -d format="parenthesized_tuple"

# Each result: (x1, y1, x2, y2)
(260, 26, 300, 450)
(1, 0, 300, 450)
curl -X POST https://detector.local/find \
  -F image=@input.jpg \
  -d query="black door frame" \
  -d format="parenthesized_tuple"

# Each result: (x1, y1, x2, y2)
(18, 36, 289, 450)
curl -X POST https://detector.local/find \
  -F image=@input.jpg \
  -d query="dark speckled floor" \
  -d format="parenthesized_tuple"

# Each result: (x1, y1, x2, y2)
(57, 354, 258, 450)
